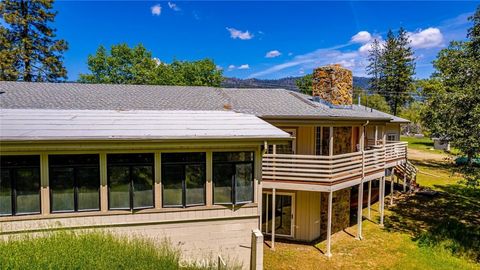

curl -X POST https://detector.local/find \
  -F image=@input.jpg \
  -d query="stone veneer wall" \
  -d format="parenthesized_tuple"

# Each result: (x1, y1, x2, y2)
(320, 189, 351, 239)
(312, 64, 353, 106)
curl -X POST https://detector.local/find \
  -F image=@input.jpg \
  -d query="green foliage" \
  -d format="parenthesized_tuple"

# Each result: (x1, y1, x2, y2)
(0, 231, 238, 269)
(366, 29, 416, 115)
(295, 73, 313, 95)
(354, 91, 392, 113)
(422, 6, 480, 187)
(79, 43, 223, 87)
(0, 0, 68, 82)
(398, 101, 425, 134)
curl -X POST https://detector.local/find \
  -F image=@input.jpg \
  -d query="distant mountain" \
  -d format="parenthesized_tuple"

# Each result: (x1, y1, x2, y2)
(222, 76, 370, 91)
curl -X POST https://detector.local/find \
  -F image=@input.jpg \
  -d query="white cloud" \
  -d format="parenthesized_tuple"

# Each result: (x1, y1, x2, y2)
(151, 4, 161, 16)
(351, 31, 372, 44)
(228, 64, 250, 71)
(226, 27, 254, 40)
(408, 28, 444, 49)
(248, 43, 355, 78)
(266, 50, 282, 58)
(168, 2, 180, 11)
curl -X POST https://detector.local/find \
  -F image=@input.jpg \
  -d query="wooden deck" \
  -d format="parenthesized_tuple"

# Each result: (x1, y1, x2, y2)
(262, 141, 407, 190)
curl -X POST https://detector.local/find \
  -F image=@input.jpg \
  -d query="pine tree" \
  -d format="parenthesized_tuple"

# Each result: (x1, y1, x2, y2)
(366, 39, 383, 93)
(391, 27, 415, 115)
(0, 0, 68, 82)
(369, 29, 415, 115)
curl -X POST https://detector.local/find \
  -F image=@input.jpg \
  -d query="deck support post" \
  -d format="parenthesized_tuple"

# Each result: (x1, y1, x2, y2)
(367, 180, 372, 219)
(271, 188, 276, 250)
(403, 168, 407, 192)
(390, 168, 395, 206)
(356, 181, 364, 240)
(379, 176, 385, 226)
(374, 126, 378, 146)
(326, 191, 333, 257)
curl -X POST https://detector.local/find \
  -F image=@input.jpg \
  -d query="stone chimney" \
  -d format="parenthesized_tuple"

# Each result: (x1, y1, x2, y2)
(312, 64, 353, 106)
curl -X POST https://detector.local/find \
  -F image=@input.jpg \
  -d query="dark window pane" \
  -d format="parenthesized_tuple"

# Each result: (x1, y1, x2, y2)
(0, 170, 12, 215)
(1, 155, 40, 167)
(108, 166, 130, 209)
(132, 166, 153, 209)
(15, 168, 40, 214)
(161, 153, 205, 163)
(321, 127, 330, 156)
(235, 163, 253, 203)
(213, 152, 253, 162)
(162, 164, 183, 207)
(50, 167, 75, 212)
(49, 154, 99, 166)
(185, 164, 205, 206)
(213, 164, 234, 204)
(76, 167, 100, 211)
(107, 154, 154, 165)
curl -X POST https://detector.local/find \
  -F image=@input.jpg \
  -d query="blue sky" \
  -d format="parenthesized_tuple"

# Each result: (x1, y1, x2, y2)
(53, 1, 479, 80)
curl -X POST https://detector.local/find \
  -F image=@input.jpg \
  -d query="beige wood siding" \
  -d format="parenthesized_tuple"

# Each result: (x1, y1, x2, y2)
(294, 191, 321, 241)
(296, 126, 315, 155)
(386, 123, 401, 140)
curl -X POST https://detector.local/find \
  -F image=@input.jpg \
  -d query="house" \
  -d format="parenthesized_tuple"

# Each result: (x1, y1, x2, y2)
(0, 65, 415, 269)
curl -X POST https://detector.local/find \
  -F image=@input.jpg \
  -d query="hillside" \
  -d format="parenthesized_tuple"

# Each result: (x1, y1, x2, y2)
(222, 76, 370, 91)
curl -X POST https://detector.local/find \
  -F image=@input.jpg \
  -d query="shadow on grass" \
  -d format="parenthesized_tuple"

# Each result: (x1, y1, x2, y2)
(385, 185, 480, 262)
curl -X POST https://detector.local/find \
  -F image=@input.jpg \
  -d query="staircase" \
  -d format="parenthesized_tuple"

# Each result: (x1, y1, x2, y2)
(393, 161, 418, 192)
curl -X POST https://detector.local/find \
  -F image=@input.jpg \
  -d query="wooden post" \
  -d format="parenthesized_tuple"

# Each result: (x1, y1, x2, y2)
(403, 168, 407, 192)
(99, 153, 108, 212)
(271, 188, 276, 250)
(326, 191, 333, 257)
(382, 126, 387, 146)
(367, 181, 372, 219)
(374, 126, 378, 146)
(154, 152, 162, 209)
(390, 168, 395, 205)
(40, 153, 50, 216)
(360, 125, 365, 151)
(356, 181, 364, 240)
(379, 177, 385, 226)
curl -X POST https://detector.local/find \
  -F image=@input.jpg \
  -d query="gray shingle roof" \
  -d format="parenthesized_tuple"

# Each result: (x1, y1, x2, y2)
(0, 81, 407, 122)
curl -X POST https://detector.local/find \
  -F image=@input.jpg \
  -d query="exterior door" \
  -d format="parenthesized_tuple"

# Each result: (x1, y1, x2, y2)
(262, 192, 295, 238)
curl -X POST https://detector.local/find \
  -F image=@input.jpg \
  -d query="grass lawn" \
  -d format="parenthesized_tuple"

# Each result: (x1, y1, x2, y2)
(264, 140, 480, 269)
(0, 231, 238, 270)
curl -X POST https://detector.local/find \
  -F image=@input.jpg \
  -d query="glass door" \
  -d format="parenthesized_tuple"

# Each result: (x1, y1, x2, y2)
(262, 192, 295, 238)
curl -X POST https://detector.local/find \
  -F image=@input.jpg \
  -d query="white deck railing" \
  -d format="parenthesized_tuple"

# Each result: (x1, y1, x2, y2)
(262, 141, 407, 184)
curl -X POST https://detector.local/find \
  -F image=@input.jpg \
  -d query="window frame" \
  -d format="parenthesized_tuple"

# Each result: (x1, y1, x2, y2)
(106, 153, 155, 211)
(48, 154, 101, 214)
(0, 155, 41, 216)
(161, 152, 206, 208)
(212, 151, 255, 205)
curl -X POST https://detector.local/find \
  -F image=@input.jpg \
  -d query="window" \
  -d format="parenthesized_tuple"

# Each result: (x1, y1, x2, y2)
(316, 127, 331, 155)
(107, 154, 154, 210)
(387, 133, 398, 142)
(213, 152, 254, 205)
(49, 154, 100, 213)
(0, 155, 41, 216)
(161, 153, 206, 208)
